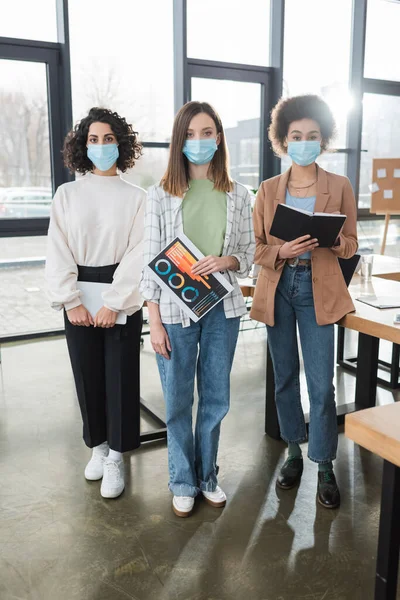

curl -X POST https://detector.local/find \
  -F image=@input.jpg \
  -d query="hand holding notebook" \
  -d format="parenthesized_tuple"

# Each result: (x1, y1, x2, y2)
(270, 204, 347, 248)
(76, 281, 127, 325)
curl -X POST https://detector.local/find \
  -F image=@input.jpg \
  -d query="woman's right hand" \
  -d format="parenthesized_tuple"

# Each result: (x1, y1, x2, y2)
(66, 305, 94, 327)
(150, 322, 172, 360)
(278, 235, 319, 260)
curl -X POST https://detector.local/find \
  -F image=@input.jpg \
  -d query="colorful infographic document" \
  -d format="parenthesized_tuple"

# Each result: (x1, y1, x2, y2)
(147, 234, 233, 322)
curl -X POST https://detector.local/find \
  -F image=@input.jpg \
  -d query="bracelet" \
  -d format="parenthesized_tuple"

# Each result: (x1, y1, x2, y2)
(231, 256, 240, 271)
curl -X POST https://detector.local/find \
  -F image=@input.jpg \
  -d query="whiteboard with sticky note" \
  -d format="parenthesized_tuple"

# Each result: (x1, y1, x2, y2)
(371, 158, 400, 214)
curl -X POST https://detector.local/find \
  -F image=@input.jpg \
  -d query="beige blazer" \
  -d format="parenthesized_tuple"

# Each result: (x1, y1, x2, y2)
(250, 166, 358, 327)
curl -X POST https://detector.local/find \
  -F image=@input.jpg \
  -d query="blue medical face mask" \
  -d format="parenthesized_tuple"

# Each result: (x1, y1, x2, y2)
(182, 139, 218, 165)
(287, 141, 321, 166)
(87, 143, 119, 171)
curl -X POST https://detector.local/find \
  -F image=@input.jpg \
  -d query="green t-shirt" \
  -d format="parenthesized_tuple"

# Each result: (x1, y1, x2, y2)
(182, 179, 227, 257)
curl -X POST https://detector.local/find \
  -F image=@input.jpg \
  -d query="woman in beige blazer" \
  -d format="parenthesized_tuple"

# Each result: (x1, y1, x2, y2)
(250, 95, 358, 509)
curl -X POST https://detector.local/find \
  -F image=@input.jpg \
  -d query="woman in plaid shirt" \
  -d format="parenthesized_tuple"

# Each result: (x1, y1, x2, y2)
(140, 101, 255, 517)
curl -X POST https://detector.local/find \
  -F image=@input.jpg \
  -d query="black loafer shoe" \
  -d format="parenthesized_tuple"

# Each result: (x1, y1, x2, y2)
(317, 471, 340, 509)
(276, 457, 304, 490)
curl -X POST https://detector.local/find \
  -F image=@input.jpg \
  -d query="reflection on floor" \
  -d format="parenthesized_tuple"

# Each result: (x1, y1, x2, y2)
(1, 327, 399, 600)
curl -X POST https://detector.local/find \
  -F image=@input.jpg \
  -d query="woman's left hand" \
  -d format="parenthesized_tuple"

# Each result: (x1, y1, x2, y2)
(94, 306, 118, 328)
(191, 255, 237, 276)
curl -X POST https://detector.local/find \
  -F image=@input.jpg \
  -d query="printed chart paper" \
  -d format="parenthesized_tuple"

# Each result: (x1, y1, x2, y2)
(147, 234, 233, 322)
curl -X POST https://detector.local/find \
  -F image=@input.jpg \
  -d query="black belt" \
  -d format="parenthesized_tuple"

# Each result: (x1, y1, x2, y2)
(77, 263, 119, 284)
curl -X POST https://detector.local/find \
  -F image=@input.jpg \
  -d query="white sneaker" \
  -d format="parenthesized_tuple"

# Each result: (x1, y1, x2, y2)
(202, 486, 227, 507)
(100, 459, 125, 499)
(172, 496, 195, 517)
(84, 447, 109, 481)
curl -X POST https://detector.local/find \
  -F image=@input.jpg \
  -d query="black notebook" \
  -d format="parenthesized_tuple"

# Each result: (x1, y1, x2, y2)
(270, 204, 347, 248)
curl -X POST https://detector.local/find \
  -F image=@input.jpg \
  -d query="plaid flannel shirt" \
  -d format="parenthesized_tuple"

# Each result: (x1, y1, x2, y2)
(140, 181, 256, 328)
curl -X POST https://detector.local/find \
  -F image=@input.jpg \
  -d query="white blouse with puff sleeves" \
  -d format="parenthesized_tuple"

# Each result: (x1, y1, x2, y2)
(45, 173, 146, 316)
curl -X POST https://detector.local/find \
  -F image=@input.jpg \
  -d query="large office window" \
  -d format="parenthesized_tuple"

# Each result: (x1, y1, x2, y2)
(0, 0, 57, 42)
(187, 0, 271, 66)
(364, 0, 400, 82)
(283, 0, 353, 166)
(0, 59, 52, 220)
(190, 77, 262, 189)
(360, 94, 400, 210)
(0, 236, 63, 338)
(122, 147, 169, 190)
(68, 0, 174, 144)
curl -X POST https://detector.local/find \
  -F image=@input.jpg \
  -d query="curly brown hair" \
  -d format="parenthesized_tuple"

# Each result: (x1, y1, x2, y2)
(268, 95, 337, 156)
(63, 107, 143, 174)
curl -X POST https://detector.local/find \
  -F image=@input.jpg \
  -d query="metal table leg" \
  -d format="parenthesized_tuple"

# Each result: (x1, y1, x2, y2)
(355, 333, 380, 409)
(337, 327, 399, 390)
(140, 397, 167, 443)
(337, 325, 345, 363)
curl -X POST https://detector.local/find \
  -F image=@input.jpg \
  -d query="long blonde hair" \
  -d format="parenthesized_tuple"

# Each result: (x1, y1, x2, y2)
(161, 101, 233, 198)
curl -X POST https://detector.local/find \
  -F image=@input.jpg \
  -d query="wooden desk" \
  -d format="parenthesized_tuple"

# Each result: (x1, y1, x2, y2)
(346, 404, 400, 600)
(264, 255, 400, 440)
(341, 271, 400, 346)
(338, 265, 400, 406)
(239, 277, 257, 298)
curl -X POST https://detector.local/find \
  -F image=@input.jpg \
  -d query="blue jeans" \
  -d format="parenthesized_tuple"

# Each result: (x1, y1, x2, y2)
(156, 303, 240, 497)
(266, 265, 337, 463)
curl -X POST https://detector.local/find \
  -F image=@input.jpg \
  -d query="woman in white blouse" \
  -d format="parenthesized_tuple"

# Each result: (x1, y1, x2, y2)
(46, 107, 145, 499)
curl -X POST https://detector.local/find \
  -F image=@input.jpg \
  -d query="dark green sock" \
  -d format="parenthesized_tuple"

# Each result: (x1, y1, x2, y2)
(288, 442, 302, 458)
(318, 462, 333, 473)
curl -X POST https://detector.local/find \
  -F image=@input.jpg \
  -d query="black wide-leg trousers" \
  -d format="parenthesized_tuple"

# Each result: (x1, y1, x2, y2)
(64, 264, 142, 453)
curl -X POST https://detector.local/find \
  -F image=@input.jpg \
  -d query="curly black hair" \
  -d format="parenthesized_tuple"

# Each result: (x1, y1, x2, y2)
(269, 95, 337, 156)
(63, 107, 143, 174)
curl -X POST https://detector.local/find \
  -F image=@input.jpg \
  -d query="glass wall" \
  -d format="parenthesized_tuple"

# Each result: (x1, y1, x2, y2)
(361, 1, 400, 211)
(0, 59, 52, 220)
(0, 0, 57, 42)
(283, 0, 352, 150)
(360, 93, 400, 210)
(190, 78, 262, 189)
(364, 0, 400, 82)
(0, 236, 63, 337)
(187, 0, 271, 66)
(68, 0, 174, 144)
(122, 147, 169, 190)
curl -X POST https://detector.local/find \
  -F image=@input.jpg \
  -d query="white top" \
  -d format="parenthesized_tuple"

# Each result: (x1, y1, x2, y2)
(45, 172, 146, 315)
